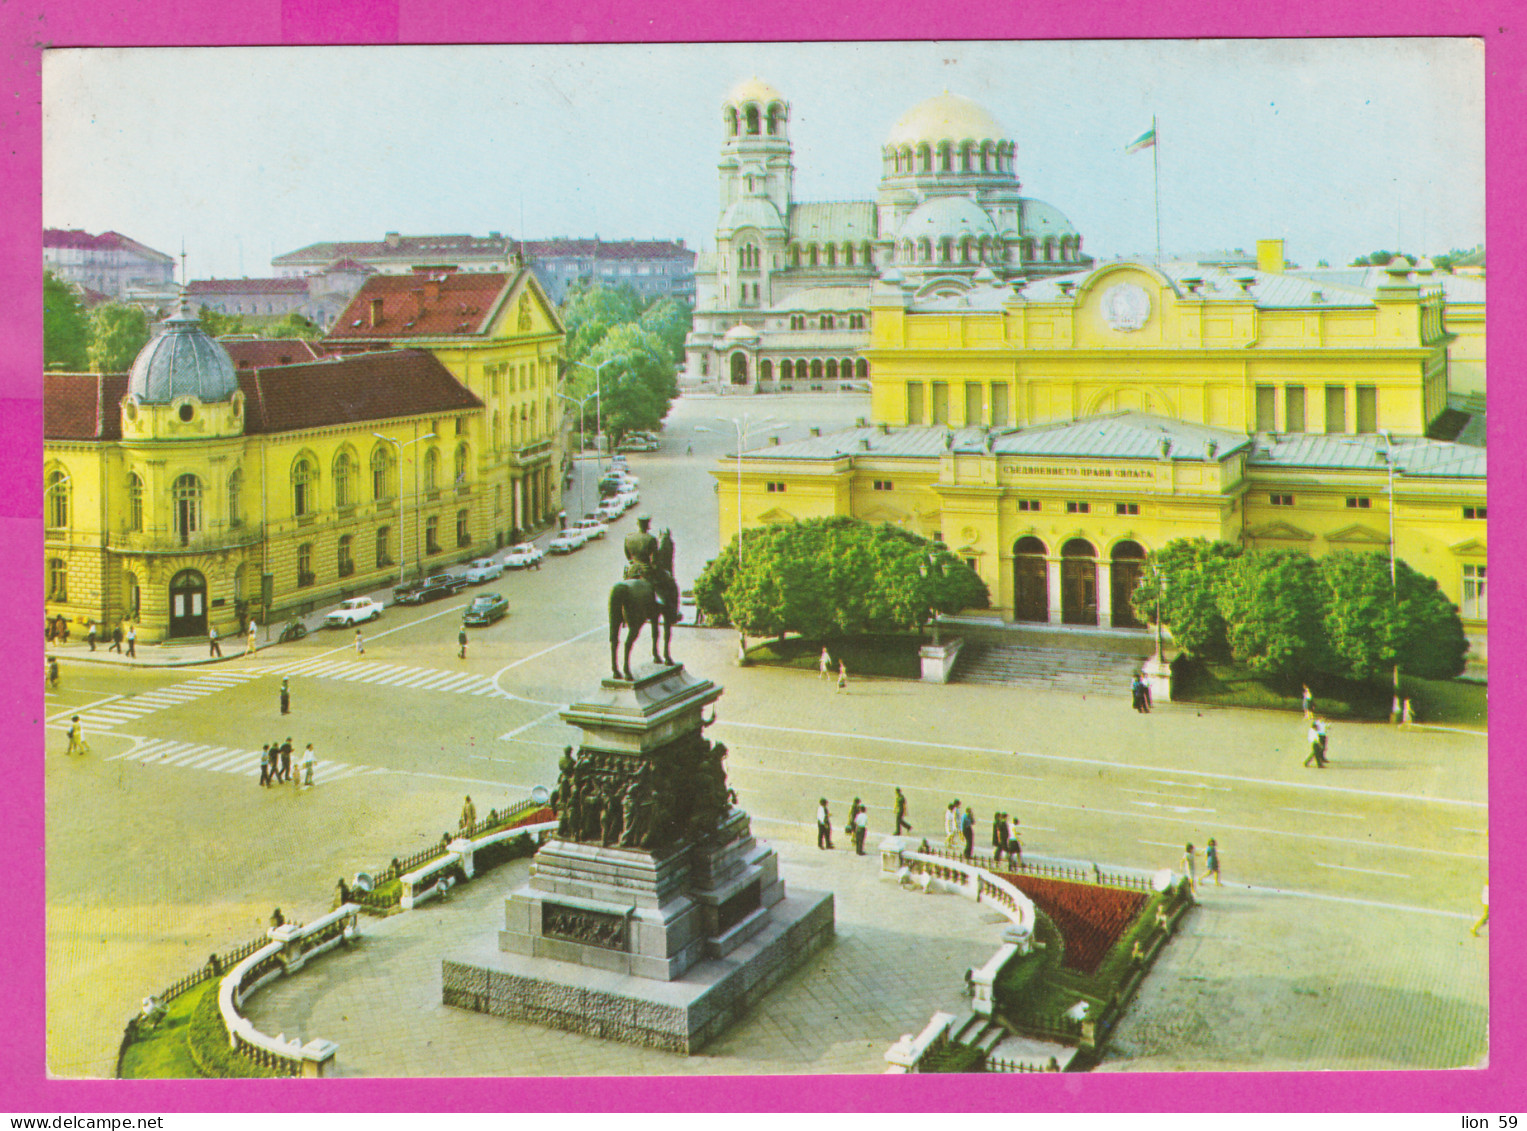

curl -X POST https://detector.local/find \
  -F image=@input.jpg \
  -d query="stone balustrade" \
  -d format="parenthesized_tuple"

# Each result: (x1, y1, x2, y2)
(217, 903, 361, 1078)
(400, 820, 559, 910)
(919, 637, 964, 683)
(883, 1010, 957, 1073)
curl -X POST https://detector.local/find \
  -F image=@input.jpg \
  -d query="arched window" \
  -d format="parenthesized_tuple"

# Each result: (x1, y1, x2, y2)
(371, 445, 393, 500)
(291, 456, 317, 517)
(726, 107, 738, 136)
(767, 102, 783, 135)
(227, 469, 243, 527)
(124, 570, 140, 619)
(918, 143, 932, 172)
(173, 474, 202, 545)
(424, 447, 440, 492)
(939, 142, 952, 171)
(809, 245, 819, 267)
(332, 448, 355, 508)
(375, 525, 392, 568)
(745, 105, 760, 134)
(46, 468, 69, 530)
(454, 442, 469, 485)
(760, 360, 774, 382)
(826, 359, 839, 380)
(127, 472, 144, 532)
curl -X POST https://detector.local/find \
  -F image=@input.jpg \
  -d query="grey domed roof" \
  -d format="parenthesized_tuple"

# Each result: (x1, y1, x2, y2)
(898, 196, 999, 243)
(1019, 198, 1080, 238)
(127, 297, 239, 404)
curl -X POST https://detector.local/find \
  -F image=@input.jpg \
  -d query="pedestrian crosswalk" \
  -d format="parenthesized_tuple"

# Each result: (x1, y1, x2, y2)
(250, 657, 514, 698)
(106, 737, 381, 785)
(47, 670, 262, 733)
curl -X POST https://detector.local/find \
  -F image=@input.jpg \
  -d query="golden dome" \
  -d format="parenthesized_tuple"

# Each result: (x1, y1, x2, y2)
(725, 76, 786, 107)
(886, 92, 1008, 147)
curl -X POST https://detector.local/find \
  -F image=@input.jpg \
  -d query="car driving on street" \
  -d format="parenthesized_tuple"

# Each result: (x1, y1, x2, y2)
(462, 592, 510, 626)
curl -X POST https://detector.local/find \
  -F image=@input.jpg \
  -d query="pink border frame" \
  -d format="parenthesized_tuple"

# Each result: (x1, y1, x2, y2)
(6, 1, 1519, 1112)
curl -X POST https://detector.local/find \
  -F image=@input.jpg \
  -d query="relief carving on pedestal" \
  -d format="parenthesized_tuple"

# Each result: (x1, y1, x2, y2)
(542, 903, 628, 951)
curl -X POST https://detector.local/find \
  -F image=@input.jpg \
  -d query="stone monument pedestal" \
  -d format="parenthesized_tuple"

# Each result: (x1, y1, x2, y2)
(443, 662, 834, 1053)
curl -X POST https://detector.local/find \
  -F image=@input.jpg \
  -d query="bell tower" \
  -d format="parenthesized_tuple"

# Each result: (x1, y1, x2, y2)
(717, 77, 793, 219)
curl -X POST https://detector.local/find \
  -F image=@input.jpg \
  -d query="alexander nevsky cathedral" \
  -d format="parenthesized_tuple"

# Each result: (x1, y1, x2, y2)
(685, 78, 1092, 389)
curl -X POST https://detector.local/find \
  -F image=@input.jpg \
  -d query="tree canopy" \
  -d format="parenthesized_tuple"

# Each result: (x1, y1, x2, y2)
(693, 517, 989, 638)
(86, 303, 150, 373)
(559, 285, 688, 445)
(1319, 552, 1467, 681)
(1216, 549, 1331, 679)
(1130, 538, 1240, 661)
(264, 312, 322, 340)
(198, 306, 247, 338)
(44, 272, 89, 371)
(561, 283, 646, 366)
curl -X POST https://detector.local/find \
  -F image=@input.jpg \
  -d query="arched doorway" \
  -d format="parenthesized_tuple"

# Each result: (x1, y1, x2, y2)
(168, 569, 208, 638)
(1111, 541, 1146, 628)
(1061, 539, 1097, 626)
(1012, 536, 1048, 623)
(730, 352, 749, 385)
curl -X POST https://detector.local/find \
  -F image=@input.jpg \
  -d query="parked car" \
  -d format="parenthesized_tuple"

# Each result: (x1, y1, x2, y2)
(462, 557, 504, 584)
(393, 573, 469, 605)
(618, 437, 658, 453)
(597, 474, 625, 498)
(503, 542, 544, 569)
(324, 597, 384, 628)
(615, 490, 640, 511)
(548, 529, 587, 554)
(573, 516, 609, 541)
(596, 500, 624, 522)
(462, 592, 510, 626)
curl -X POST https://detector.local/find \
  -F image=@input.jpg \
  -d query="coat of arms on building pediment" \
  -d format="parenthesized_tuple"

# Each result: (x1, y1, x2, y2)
(1325, 523, 1389, 546)
(1101, 282, 1152, 332)
(1245, 520, 1315, 542)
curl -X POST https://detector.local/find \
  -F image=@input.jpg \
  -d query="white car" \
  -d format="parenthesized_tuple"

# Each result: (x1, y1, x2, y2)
(548, 529, 587, 554)
(325, 597, 383, 627)
(596, 500, 624, 522)
(616, 490, 640, 511)
(503, 543, 544, 569)
(616, 474, 639, 490)
(462, 557, 504, 583)
(572, 517, 609, 540)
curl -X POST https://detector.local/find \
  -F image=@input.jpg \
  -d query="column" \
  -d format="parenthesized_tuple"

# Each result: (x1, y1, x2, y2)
(1096, 560, 1113, 629)
(1046, 557, 1063, 625)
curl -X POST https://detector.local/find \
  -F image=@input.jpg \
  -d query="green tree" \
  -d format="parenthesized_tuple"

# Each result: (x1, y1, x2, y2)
(1131, 538, 1241, 660)
(638, 297, 692, 368)
(560, 283, 645, 366)
(1216, 549, 1329, 679)
(44, 271, 89, 370)
(1319, 552, 1467, 681)
(264, 312, 321, 340)
(573, 324, 676, 444)
(86, 303, 150, 373)
(703, 517, 988, 639)
(197, 306, 248, 338)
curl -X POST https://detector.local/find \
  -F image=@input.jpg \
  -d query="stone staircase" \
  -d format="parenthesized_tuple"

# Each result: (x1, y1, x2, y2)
(953, 641, 1145, 697)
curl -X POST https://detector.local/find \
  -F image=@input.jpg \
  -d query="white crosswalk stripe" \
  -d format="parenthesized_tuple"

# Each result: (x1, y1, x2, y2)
(253, 658, 504, 698)
(108, 738, 381, 783)
(50, 669, 263, 731)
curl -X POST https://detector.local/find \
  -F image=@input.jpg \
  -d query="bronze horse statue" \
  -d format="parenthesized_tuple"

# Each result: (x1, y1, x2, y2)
(608, 529, 680, 680)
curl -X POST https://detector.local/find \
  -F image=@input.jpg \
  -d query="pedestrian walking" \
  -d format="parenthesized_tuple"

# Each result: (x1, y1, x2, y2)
(355, 628, 365, 655)
(87, 621, 97, 652)
(1203, 837, 1222, 886)
(819, 647, 831, 680)
(110, 624, 123, 653)
(458, 627, 468, 660)
(47, 655, 60, 689)
(1470, 883, 1489, 937)
(1130, 673, 1147, 712)
(126, 624, 136, 658)
(992, 811, 1007, 861)
(1315, 719, 1329, 766)
(961, 806, 976, 859)
(208, 625, 222, 658)
(1006, 814, 1023, 868)
(300, 743, 316, 787)
(279, 678, 290, 716)
(1180, 843, 1198, 892)
(894, 786, 912, 835)
(258, 744, 272, 787)
(278, 737, 293, 783)
(1302, 719, 1326, 768)
(247, 620, 258, 655)
(816, 797, 833, 849)
(848, 798, 867, 855)
(65, 715, 88, 755)
(1301, 682, 1314, 719)
(944, 801, 961, 850)
(836, 659, 848, 693)
(460, 794, 477, 834)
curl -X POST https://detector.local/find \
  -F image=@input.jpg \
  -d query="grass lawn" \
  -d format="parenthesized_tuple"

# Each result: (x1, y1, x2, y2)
(1173, 659, 1486, 727)
(743, 633, 925, 679)
(117, 980, 214, 1079)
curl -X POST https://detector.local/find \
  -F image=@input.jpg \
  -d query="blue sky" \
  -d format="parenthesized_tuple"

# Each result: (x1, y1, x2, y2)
(42, 39, 1483, 281)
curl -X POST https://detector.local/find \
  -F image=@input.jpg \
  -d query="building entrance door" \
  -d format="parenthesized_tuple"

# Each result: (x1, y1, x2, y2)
(1060, 539, 1097, 626)
(1012, 536, 1048, 622)
(168, 569, 208, 638)
(1110, 541, 1146, 628)
(730, 352, 749, 385)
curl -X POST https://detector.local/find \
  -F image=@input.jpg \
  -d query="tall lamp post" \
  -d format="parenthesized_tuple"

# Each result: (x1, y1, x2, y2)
(573, 358, 619, 466)
(556, 390, 599, 518)
(694, 414, 778, 567)
(1375, 431, 1401, 723)
(372, 430, 436, 587)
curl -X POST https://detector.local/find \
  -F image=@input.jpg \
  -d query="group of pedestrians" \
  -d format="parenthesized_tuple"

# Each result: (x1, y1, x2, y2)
(1303, 718, 1331, 768)
(47, 617, 137, 657)
(991, 811, 1022, 869)
(818, 647, 848, 692)
(1179, 839, 1223, 892)
(1130, 672, 1153, 713)
(259, 737, 317, 788)
(814, 796, 871, 854)
(942, 800, 979, 858)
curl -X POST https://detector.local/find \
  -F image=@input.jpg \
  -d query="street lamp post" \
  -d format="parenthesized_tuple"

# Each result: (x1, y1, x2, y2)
(573, 358, 619, 467)
(1376, 432, 1401, 722)
(695, 414, 778, 567)
(372, 430, 436, 587)
(556, 391, 599, 518)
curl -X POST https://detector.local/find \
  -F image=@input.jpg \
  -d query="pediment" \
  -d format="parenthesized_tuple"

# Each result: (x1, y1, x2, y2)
(1245, 520, 1315, 542)
(756, 506, 795, 523)
(491, 270, 564, 338)
(1325, 523, 1389, 546)
(1450, 537, 1487, 556)
(860, 503, 911, 524)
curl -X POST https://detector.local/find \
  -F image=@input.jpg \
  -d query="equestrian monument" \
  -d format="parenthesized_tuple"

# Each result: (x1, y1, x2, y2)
(442, 518, 835, 1053)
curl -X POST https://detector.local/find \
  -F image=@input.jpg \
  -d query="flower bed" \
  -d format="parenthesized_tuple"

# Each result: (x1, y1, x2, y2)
(995, 871, 1147, 976)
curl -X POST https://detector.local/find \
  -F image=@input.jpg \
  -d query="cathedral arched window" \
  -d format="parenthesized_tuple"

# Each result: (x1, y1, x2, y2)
(767, 103, 784, 135)
(918, 144, 932, 173)
(938, 143, 952, 172)
(961, 143, 974, 172)
(745, 105, 760, 135)
(726, 107, 738, 137)
(809, 245, 819, 268)
(825, 245, 835, 267)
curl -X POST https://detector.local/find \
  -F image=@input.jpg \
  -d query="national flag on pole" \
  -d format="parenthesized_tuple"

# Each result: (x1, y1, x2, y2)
(1125, 124, 1156, 154)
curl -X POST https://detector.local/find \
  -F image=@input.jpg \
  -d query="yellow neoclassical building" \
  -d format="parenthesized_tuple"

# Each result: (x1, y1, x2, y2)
(44, 271, 566, 643)
(715, 243, 1487, 654)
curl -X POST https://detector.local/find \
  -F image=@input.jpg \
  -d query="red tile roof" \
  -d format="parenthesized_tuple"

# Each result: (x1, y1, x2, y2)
(241, 349, 482, 434)
(222, 338, 324, 370)
(45, 350, 480, 441)
(324, 270, 515, 341)
(187, 277, 310, 296)
(44, 228, 174, 262)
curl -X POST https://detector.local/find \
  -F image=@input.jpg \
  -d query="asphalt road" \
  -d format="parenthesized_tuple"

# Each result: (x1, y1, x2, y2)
(43, 391, 1488, 1076)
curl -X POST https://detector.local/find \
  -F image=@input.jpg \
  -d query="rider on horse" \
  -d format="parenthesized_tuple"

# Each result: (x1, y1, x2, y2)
(608, 516, 681, 679)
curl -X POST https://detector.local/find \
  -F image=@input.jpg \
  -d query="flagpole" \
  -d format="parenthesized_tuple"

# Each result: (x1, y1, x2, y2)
(1152, 115, 1161, 265)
